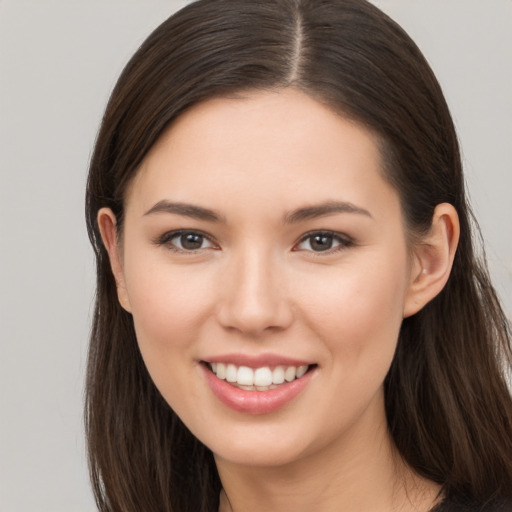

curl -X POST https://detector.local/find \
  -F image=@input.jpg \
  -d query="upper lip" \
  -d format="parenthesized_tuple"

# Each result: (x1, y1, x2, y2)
(202, 353, 314, 369)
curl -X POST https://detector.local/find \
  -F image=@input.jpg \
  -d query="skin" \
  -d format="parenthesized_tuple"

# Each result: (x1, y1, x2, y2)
(99, 88, 459, 511)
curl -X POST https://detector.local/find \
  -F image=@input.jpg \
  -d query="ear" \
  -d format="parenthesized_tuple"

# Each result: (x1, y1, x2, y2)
(97, 207, 132, 312)
(403, 203, 460, 318)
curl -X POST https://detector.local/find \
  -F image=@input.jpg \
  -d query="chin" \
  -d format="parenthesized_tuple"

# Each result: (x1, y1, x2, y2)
(212, 439, 309, 469)
(199, 416, 339, 470)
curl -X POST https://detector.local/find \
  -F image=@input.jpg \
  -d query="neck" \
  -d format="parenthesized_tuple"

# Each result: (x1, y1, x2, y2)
(216, 396, 440, 512)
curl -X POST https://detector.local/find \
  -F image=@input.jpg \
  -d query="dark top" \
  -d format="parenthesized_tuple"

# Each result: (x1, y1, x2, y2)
(431, 498, 512, 512)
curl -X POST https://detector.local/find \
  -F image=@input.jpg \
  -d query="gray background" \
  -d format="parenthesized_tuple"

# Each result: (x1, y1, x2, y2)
(0, 1, 510, 510)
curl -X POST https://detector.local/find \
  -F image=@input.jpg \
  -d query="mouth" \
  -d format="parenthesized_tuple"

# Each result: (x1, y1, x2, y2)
(203, 361, 316, 391)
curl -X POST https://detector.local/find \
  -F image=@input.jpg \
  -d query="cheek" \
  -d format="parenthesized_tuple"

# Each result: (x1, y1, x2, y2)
(123, 252, 217, 362)
(296, 251, 408, 368)
(288, 255, 409, 443)
(123, 258, 219, 421)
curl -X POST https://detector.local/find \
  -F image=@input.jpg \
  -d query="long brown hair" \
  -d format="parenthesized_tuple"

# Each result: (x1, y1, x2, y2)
(85, 1, 512, 510)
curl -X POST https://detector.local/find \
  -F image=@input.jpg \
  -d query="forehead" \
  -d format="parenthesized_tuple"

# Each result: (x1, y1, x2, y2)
(125, 88, 400, 222)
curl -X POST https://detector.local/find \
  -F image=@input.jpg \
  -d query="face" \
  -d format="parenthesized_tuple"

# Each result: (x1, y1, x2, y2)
(104, 89, 421, 469)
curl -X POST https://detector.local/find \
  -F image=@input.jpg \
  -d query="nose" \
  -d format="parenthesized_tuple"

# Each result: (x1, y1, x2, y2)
(216, 248, 294, 337)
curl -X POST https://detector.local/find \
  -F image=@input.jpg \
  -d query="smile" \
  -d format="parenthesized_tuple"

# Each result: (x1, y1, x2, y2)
(209, 362, 310, 391)
(201, 359, 317, 414)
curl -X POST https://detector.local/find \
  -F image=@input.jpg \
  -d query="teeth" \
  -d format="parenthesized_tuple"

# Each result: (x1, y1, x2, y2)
(216, 363, 226, 380)
(225, 364, 237, 383)
(272, 366, 285, 384)
(237, 366, 254, 386)
(296, 365, 308, 378)
(284, 366, 296, 382)
(254, 367, 273, 387)
(209, 362, 310, 389)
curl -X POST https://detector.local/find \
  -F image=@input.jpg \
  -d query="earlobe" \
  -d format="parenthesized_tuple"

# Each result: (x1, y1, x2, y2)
(403, 203, 460, 318)
(97, 208, 132, 313)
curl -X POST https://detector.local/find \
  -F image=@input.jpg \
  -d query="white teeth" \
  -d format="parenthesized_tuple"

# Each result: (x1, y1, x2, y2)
(237, 366, 254, 386)
(284, 366, 296, 382)
(216, 363, 226, 379)
(254, 367, 273, 387)
(226, 364, 237, 383)
(209, 362, 311, 390)
(272, 366, 285, 384)
(296, 365, 308, 378)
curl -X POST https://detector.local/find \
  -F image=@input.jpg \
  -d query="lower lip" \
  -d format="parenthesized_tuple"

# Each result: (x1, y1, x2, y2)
(201, 364, 315, 415)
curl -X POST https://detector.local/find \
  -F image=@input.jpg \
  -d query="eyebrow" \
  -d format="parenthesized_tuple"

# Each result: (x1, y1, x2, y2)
(144, 200, 225, 222)
(284, 201, 373, 224)
(143, 199, 372, 224)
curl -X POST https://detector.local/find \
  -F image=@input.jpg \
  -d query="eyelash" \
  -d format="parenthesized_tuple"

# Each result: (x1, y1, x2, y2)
(154, 229, 354, 254)
(154, 230, 218, 253)
(294, 230, 354, 255)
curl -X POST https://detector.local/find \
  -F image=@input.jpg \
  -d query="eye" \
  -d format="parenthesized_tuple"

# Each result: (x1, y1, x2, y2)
(294, 231, 353, 253)
(156, 230, 217, 252)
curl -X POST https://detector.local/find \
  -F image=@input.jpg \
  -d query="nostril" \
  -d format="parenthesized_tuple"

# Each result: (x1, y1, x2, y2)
(216, 298, 294, 336)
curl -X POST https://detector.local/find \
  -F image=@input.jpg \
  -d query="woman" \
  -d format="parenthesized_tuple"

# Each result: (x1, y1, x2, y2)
(85, 0, 512, 510)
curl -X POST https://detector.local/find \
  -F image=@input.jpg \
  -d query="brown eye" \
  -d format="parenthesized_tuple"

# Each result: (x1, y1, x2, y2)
(179, 233, 205, 250)
(309, 234, 334, 251)
(295, 231, 352, 253)
(158, 230, 216, 252)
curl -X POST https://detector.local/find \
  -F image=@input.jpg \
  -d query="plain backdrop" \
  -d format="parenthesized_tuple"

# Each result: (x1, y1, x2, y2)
(0, 1, 510, 510)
